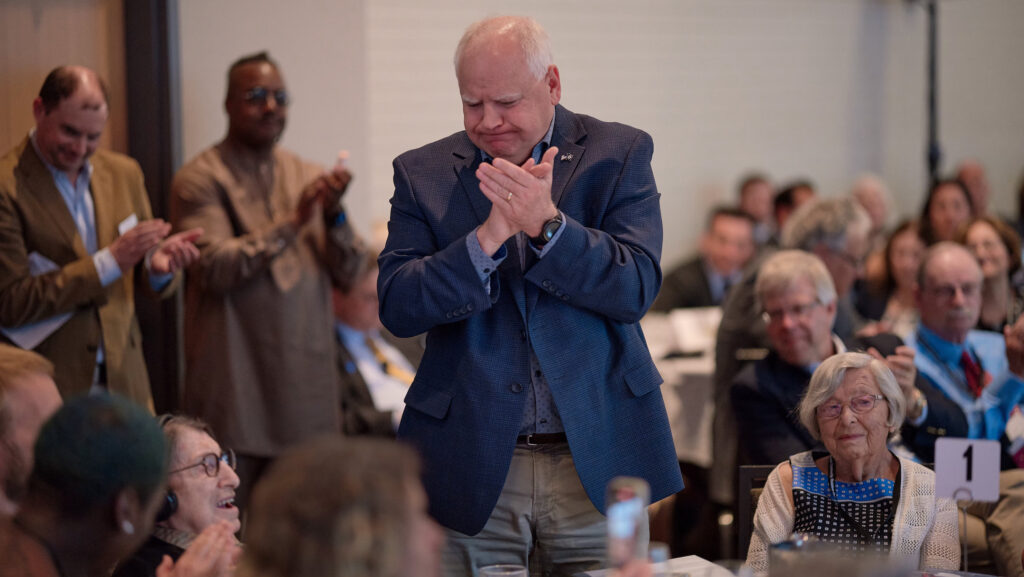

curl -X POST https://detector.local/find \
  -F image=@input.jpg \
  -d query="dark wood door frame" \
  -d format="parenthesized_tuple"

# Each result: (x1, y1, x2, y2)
(123, 0, 183, 413)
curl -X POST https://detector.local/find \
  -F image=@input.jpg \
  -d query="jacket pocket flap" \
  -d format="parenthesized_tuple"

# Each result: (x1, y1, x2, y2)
(404, 385, 454, 420)
(624, 362, 663, 398)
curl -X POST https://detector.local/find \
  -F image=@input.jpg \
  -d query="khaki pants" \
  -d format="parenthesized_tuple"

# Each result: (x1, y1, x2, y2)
(962, 469, 1024, 577)
(442, 443, 645, 577)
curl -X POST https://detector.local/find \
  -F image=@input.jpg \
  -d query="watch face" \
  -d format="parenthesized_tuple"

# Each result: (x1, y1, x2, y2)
(543, 218, 562, 240)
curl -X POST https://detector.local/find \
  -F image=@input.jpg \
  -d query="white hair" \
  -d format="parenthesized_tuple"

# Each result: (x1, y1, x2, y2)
(798, 352, 906, 440)
(454, 15, 553, 80)
(781, 196, 871, 253)
(755, 250, 837, 308)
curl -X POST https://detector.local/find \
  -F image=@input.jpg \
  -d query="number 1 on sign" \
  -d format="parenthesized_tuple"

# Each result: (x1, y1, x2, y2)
(963, 444, 973, 482)
(935, 438, 999, 502)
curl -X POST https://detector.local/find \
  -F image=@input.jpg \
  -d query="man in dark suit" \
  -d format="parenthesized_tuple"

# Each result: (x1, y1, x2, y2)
(731, 250, 965, 468)
(333, 246, 421, 438)
(652, 207, 754, 311)
(378, 15, 681, 576)
(0, 66, 199, 409)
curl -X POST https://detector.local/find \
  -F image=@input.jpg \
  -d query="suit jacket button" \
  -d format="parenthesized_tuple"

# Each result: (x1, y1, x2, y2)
(510, 382, 523, 393)
(445, 312, 453, 319)
(466, 303, 474, 312)
(542, 280, 551, 288)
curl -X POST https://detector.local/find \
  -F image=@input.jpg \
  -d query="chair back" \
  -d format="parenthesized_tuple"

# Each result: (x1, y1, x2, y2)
(736, 464, 775, 557)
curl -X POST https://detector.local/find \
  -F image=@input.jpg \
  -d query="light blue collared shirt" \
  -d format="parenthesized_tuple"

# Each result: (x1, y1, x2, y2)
(912, 324, 1024, 440)
(30, 131, 122, 289)
(28, 131, 171, 376)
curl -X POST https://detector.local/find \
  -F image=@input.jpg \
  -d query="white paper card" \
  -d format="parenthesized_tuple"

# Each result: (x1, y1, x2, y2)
(935, 437, 1000, 502)
(118, 213, 138, 235)
(668, 306, 722, 353)
(0, 252, 73, 350)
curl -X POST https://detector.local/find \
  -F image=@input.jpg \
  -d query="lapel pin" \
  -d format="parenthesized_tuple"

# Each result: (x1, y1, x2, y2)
(560, 153, 573, 162)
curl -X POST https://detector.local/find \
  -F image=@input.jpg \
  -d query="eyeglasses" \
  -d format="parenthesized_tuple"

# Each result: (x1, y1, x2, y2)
(243, 86, 289, 107)
(832, 249, 865, 270)
(762, 299, 822, 324)
(168, 449, 236, 478)
(922, 282, 981, 301)
(816, 394, 885, 419)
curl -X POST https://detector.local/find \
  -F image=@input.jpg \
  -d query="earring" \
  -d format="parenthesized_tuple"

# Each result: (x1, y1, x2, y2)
(122, 520, 135, 535)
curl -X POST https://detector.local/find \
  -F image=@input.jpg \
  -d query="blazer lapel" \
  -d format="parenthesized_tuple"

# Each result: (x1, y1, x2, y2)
(90, 157, 116, 250)
(548, 105, 585, 207)
(525, 106, 585, 316)
(16, 140, 88, 258)
(454, 143, 492, 226)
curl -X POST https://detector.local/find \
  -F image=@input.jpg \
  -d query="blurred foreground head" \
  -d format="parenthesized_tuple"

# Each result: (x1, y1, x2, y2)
(19, 394, 167, 575)
(0, 344, 61, 514)
(239, 437, 444, 577)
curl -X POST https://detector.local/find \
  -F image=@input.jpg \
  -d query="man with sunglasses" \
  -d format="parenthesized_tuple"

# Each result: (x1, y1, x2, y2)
(170, 52, 360, 514)
(731, 250, 964, 469)
(904, 242, 1024, 577)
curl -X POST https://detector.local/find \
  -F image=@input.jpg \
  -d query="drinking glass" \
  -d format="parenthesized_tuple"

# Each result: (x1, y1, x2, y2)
(648, 541, 671, 577)
(478, 564, 528, 577)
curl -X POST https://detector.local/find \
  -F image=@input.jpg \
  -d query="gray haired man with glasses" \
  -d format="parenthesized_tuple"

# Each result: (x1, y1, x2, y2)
(730, 250, 964, 469)
(905, 241, 1024, 577)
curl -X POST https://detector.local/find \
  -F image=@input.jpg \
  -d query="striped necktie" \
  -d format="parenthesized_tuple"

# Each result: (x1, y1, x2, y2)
(364, 335, 414, 386)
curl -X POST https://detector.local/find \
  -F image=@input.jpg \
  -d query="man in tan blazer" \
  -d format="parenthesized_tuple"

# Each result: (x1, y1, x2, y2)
(0, 66, 200, 409)
(170, 52, 358, 509)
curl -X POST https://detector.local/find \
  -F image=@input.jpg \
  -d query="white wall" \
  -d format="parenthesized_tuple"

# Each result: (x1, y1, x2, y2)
(177, 0, 1024, 266)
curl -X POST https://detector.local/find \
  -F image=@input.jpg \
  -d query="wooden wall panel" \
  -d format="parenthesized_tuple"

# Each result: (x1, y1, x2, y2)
(0, 0, 125, 153)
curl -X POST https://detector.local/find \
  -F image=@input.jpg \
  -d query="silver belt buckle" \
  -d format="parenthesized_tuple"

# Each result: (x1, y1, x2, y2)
(526, 434, 538, 446)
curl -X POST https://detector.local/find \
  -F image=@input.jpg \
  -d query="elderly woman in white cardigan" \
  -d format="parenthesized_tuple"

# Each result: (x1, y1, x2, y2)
(746, 352, 959, 575)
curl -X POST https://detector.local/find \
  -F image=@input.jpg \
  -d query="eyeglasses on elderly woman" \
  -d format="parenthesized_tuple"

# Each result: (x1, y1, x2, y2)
(168, 449, 236, 478)
(815, 394, 885, 419)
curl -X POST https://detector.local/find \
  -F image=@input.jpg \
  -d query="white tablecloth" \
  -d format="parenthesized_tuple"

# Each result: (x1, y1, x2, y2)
(641, 310, 720, 468)
(576, 555, 739, 577)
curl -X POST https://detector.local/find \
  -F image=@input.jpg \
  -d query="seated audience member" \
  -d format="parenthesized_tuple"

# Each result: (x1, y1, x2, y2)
(737, 173, 775, 246)
(908, 242, 1024, 445)
(711, 197, 871, 505)
(731, 251, 961, 468)
(333, 247, 421, 437)
(651, 207, 755, 311)
(857, 221, 925, 339)
(746, 352, 960, 576)
(768, 180, 816, 246)
(236, 436, 444, 577)
(906, 242, 1024, 577)
(1016, 170, 1024, 241)
(957, 159, 992, 218)
(0, 394, 237, 577)
(920, 179, 973, 245)
(0, 345, 61, 515)
(851, 174, 892, 251)
(113, 415, 241, 577)
(957, 216, 1024, 332)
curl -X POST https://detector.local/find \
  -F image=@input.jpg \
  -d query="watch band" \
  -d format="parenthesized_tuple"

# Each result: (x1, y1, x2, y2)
(530, 213, 563, 247)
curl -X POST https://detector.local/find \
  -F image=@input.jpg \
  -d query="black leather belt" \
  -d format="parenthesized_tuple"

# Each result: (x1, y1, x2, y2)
(516, 432, 567, 445)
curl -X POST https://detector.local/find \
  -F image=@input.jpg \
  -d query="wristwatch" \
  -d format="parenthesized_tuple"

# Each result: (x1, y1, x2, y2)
(530, 213, 564, 247)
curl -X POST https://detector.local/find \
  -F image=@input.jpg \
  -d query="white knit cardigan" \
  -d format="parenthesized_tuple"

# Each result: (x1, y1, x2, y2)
(746, 451, 960, 576)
